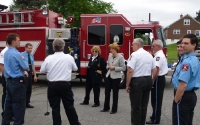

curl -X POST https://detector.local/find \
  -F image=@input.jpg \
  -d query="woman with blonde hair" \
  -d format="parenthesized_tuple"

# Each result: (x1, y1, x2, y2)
(101, 42, 126, 114)
(80, 46, 107, 107)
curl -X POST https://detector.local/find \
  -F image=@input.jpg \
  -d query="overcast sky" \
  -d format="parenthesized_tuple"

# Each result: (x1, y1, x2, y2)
(1, 0, 199, 28)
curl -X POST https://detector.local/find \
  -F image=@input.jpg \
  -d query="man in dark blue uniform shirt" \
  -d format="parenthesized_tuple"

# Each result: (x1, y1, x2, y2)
(1, 33, 29, 125)
(172, 34, 200, 125)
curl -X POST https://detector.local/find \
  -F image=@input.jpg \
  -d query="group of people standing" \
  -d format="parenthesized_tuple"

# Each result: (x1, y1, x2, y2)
(0, 33, 37, 125)
(80, 33, 200, 125)
(80, 42, 126, 114)
(0, 33, 199, 125)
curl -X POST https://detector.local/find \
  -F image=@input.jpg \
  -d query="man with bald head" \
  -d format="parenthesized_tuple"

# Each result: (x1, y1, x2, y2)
(146, 39, 168, 124)
(126, 38, 156, 125)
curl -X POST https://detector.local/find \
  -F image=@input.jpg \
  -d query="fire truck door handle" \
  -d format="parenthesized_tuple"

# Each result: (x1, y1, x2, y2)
(83, 40, 86, 58)
(129, 40, 131, 56)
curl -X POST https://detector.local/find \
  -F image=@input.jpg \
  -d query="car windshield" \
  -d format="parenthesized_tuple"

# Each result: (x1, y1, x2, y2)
(156, 28, 166, 47)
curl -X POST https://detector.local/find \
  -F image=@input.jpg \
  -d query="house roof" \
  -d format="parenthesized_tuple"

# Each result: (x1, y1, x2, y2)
(0, 4, 8, 11)
(164, 14, 200, 30)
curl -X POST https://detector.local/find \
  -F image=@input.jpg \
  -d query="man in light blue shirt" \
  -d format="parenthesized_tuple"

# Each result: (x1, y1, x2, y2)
(21, 43, 37, 108)
(2, 33, 29, 125)
(172, 34, 200, 125)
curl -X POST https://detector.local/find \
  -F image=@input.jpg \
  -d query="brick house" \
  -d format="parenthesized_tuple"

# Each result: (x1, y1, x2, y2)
(164, 14, 200, 44)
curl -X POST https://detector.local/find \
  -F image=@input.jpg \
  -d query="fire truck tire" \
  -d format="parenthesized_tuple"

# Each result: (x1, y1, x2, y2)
(119, 70, 126, 89)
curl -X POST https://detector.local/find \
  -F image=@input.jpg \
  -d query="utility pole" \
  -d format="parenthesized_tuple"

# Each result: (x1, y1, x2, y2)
(149, 13, 151, 21)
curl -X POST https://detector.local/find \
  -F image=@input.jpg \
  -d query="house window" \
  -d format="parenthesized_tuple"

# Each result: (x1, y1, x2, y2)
(195, 30, 200, 36)
(184, 19, 190, 25)
(173, 29, 180, 34)
(187, 30, 191, 34)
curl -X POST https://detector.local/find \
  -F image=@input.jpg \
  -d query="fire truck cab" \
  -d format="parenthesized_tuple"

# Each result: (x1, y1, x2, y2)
(79, 14, 166, 87)
(0, 10, 166, 88)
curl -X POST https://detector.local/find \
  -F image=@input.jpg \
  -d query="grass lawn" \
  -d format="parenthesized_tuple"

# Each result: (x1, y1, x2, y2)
(167, 43, 178, 63)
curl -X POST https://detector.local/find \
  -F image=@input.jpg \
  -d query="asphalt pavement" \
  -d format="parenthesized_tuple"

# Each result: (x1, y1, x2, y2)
(0, 75, 200, 125)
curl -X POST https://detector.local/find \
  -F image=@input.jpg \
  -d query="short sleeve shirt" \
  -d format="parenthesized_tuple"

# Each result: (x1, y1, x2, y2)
(4, 47, 29, 78)
(127, 48, 155, 77)
(154, 50, 168, 76)
(40, 52, 78, 81)
(172, 52, 200, 91)
(0, 46, 8, 64)
(21, 51, 34, 65)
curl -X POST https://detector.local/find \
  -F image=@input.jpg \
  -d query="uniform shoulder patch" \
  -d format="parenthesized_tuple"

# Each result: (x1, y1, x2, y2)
(156, 57, 160, 61)
(182, 64, 189, 71)
(21, 55, 24, 60)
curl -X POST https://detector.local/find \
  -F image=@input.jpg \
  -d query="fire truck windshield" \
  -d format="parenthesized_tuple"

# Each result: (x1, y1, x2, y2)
(156, 28, 166, 47)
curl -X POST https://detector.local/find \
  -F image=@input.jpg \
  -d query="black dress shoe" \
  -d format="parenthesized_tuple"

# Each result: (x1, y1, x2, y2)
(80, 102, 89, 105)
(100, 109, 109, 112)
(10, 117, 14, 122)
(91, 104, 99, 107)
(26, 104, 34, 108)
(110, 111, 117, 114)
(146, 120, 159, 124)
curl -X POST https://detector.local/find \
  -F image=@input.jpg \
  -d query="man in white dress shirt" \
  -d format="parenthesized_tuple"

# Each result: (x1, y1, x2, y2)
(40, 39, 81, 125)
(126, 38, 156, 125)
(0, 45, 8, 118)
(146, 39, 168, 124)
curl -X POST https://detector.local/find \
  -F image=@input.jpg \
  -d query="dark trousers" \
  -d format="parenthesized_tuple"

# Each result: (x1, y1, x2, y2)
(103, 76, 120, 112)
(25, 72, 32, 105)
(48, 82, 80, 125)
(1, 75, 6, 116)
(83, 75, 100, 105)
(1, 78, 26, 125)
(172, 91, 197, 125)
(150, 75, 166, 123)
(129, 76, 152, 125)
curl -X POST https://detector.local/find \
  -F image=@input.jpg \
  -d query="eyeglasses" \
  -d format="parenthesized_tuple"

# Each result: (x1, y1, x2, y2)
(92, 50, 97, 53)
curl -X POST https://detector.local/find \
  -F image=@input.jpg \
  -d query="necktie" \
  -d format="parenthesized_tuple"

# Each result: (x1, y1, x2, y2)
(28, 53, 32, 72)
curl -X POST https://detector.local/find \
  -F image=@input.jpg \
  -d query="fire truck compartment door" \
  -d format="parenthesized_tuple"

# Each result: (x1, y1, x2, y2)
(47, 39, 70, 55)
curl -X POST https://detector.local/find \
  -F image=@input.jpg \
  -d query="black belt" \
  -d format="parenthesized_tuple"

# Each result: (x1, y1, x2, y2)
(132, 76, 151, 79)
(7, 76, 24, 80)
(49, 81, 69, 83)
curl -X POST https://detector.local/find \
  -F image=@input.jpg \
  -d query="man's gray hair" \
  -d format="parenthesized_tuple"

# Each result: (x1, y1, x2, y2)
(133, 38, 144, 47)
(52, 38, 65, 51)
(154, 39, 163, 48)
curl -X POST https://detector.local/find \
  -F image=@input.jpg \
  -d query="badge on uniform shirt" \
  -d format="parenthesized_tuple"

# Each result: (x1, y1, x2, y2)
(98, 63, 100, 67)
(21, 55, 24, 60)
(182, 64, 189, 71)
(156, 57, 160, 61)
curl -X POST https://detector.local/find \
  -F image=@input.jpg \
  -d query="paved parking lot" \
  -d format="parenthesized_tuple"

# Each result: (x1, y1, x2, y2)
(0, 76, 200, 125)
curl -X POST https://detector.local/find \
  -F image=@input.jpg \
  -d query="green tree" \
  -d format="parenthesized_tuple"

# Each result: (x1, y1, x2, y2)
(195, 10, 200, 22)
(10, 0, 47, 10)
(48, 0, 117, 27)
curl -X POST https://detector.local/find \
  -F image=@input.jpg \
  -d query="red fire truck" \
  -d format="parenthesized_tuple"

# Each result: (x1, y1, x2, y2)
(0, 9, 166, 87)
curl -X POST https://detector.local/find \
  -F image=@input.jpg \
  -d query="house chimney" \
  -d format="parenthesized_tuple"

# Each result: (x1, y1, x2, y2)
(180, 14, 183, 18)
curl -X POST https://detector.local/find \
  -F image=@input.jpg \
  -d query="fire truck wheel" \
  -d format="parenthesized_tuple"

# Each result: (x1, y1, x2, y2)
(119, 71, 126, 89)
